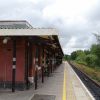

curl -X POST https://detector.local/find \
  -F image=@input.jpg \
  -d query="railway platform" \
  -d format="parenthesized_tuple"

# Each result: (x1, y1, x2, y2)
(0, 61, 94, 100)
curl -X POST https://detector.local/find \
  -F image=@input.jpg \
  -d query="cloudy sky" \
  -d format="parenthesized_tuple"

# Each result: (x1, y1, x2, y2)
(0, 0, 100, 54)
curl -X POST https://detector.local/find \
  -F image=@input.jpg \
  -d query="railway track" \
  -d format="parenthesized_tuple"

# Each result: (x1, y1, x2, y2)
(68, 62, 100, 100)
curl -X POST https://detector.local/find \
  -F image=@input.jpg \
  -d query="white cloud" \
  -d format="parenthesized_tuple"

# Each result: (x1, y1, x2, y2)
(0, 0, 100, 54)
(43, 0, 97, 19)
(65, 37, 77, 48)
(63, 48, 88, 55)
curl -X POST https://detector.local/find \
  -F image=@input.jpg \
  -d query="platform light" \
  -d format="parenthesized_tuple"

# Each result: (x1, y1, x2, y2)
(3, 37, 10, 44)
(3, 38, 8, 44)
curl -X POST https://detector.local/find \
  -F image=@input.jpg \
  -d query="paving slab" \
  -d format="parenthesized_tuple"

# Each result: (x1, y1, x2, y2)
(32, 64, 64, 100)
(65, 61, 93, 100)
(0, 62, 94, 100)
(31, 94, 55, 100)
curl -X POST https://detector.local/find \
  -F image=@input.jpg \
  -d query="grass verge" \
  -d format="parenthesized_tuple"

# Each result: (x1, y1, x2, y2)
(70, 61, 100, 85)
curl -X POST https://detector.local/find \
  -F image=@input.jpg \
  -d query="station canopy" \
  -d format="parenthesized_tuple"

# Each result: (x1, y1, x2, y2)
(0, 20, 63, 56)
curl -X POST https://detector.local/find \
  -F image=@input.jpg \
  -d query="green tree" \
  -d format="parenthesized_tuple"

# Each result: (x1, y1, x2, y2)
(63, 55, 70, 61)
(84, 50, 90, 55)
(94, 33, 100, 44)
(90, 44, 100, 67)
(85, 54, 98, 67)
(70, 51, 77, 60)
(76, 50, 86, 64)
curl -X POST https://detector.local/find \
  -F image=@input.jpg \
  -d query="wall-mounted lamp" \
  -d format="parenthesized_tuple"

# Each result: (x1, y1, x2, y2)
(3, 38, 8, 44)
(3, 37, 10, 44)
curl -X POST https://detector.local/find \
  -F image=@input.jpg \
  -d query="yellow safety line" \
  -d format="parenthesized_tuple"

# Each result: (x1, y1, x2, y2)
(62, 64, 66, 100)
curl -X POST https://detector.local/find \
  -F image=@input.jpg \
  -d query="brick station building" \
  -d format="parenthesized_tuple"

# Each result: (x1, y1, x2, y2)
(0, 20, 63, 92)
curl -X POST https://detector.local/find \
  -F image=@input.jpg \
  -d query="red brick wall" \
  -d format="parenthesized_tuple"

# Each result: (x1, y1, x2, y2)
(32, 45, 36, 77)
(0, 38, 13, 82)
(16, 39, 25, 82)
(0, 37, 25, 82)
(39, 47, 43, 66)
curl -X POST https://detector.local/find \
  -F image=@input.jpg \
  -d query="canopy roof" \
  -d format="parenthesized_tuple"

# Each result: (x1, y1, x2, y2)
(0, 29, 58, 36)
(0, 20, 63, 56)
(0, 20, 32, 29)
